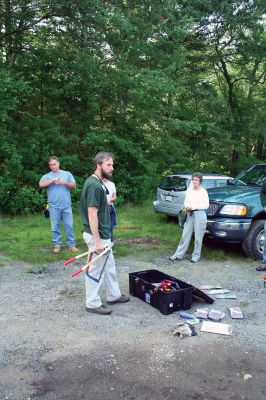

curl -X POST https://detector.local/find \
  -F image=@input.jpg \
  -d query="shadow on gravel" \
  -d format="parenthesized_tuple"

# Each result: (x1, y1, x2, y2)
(31, 345, 265, 400)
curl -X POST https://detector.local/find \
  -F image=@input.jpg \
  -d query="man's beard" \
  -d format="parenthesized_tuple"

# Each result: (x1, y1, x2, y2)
(101, 168, 112, 180)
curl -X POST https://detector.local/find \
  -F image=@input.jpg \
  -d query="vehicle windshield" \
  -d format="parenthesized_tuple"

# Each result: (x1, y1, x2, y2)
(231, 165, 266, 186)
(159, 176, 188, 191)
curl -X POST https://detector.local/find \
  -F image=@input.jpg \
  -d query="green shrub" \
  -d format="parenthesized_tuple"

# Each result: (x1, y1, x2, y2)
(8, 187, 45, 214)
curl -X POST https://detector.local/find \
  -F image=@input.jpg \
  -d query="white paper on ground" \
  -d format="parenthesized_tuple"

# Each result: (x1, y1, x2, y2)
(198, 284, 222, 290)
(215, 293, 237, 299)
(207, 289, 230, 295)
(200, 321, 233, 335)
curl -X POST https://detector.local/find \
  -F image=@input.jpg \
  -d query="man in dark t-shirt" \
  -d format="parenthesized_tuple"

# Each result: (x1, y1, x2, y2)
(80, 176, 111, 239)
(80, 152, 129, 315)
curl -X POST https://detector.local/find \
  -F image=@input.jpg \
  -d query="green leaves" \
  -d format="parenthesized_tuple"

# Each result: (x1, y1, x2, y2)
(0, 0, 265, 213)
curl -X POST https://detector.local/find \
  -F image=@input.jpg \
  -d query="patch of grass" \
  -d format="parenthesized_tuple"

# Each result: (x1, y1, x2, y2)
(0, 213, 85, 265)
(115, 203, 180, 242)
(114, 244, 131, 257)
(0, 201, 246, 264)
(201, 237, 245, 261)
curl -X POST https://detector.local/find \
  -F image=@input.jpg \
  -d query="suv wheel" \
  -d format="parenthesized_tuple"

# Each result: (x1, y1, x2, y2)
(242, 220, 265, 259)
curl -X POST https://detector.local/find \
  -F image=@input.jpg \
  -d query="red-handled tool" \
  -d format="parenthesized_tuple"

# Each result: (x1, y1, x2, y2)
(71, 244, 114, 277)
(64, 251, 90, 265)
(64, 245, 111, 266)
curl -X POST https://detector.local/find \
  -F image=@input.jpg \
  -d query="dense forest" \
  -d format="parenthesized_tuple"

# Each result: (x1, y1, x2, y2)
(0, 0, 265, 213)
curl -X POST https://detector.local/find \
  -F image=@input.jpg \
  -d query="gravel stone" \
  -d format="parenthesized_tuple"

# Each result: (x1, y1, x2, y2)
(0, 251, 265, 400)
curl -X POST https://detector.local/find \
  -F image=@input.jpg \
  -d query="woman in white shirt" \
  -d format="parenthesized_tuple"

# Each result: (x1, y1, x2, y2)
(169, 172, 209, 263)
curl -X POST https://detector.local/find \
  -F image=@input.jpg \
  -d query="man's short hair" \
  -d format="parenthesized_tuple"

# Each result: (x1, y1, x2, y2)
(48, 156, 59, 163)
(93, 152, 114, 168)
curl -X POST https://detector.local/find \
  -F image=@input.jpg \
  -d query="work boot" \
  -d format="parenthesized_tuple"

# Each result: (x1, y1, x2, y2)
(86, 305, 112, 315)
(53, 247, 61, 254)
(69, 246, 79, 253)
(107, 295, 130, 305)
(256, 264, 266, 271)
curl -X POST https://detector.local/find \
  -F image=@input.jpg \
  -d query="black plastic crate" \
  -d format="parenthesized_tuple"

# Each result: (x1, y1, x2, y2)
(129, 269, 214, 315)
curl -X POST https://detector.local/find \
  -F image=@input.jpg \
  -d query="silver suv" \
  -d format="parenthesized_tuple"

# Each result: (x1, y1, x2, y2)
(153, 173, 232, 217)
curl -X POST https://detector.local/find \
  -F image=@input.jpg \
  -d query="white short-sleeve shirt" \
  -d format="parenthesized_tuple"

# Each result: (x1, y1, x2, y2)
(103, 180, 116, 203)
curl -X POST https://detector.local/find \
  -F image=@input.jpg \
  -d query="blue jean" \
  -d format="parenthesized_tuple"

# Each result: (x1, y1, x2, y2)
(49, 206, 76, 247)
(263, 220, 266, 264)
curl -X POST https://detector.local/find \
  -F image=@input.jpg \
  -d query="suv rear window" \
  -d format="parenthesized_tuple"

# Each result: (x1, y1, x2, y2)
(159, 176, 188, 191)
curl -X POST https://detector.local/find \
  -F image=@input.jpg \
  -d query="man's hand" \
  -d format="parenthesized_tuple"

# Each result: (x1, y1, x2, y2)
(264, 206, 266, 213)
(54, 177, 66, 185)
(93, 239, 105, 254)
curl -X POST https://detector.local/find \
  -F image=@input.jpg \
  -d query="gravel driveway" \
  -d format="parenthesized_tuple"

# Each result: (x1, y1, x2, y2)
(0, 249, 265, 400)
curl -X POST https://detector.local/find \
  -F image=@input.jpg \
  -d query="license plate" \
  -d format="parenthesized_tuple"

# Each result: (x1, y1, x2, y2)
(165, 195, 172, 202)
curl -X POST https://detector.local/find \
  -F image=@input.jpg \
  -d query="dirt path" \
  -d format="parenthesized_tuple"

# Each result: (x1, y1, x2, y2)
(0, 250, 265, 400)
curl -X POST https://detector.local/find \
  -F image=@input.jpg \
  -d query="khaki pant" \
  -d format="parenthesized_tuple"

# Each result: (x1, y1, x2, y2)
(172, 210, 207, 262)
(83, 232, 121, 308)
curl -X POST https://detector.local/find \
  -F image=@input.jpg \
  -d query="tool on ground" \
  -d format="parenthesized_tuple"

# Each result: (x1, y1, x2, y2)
(71, 243, 114, 278)
(179, 311, 196, 319)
